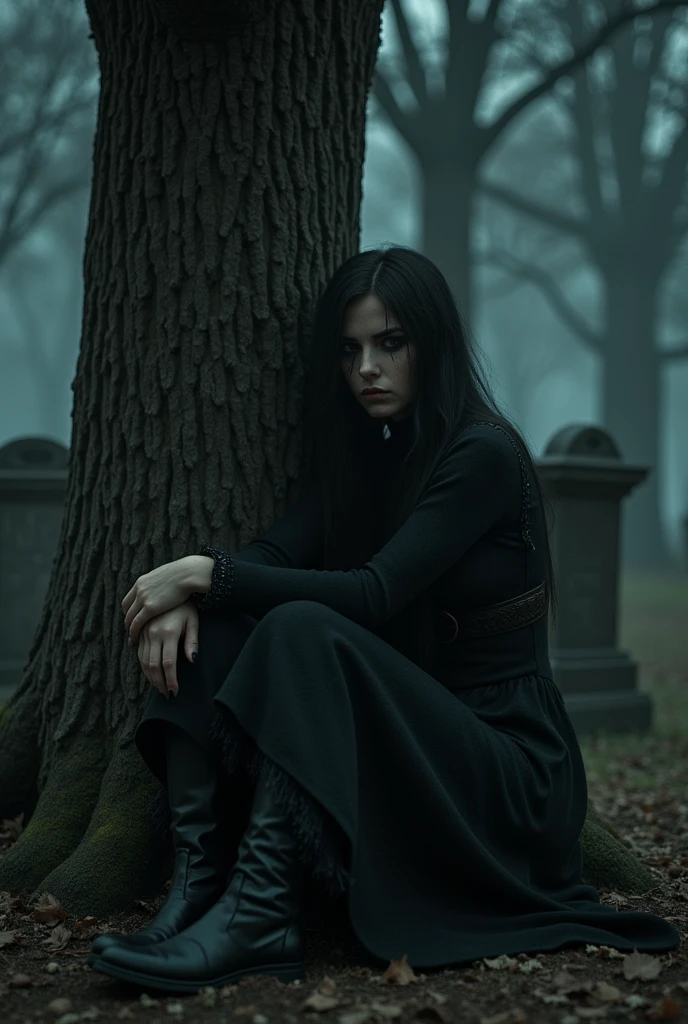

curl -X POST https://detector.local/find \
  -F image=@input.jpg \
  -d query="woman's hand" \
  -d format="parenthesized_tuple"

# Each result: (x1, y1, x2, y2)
(122, 557, 196, 644)
(136, 601, 199, 698)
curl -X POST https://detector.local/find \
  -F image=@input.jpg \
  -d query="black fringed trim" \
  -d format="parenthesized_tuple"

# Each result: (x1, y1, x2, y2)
(209, 706, 352, 900)
(148, 785, 171, 840)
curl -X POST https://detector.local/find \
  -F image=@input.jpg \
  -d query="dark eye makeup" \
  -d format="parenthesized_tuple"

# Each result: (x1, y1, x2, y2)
(339, 334, 406, 355)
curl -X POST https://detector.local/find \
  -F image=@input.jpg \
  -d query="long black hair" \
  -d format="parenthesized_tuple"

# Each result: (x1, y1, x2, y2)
(301, 244, 557, 628)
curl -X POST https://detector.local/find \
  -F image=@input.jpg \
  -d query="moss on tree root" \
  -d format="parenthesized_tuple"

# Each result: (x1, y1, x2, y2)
(580, 799, 654, 894)
(36, 742, 167, 917)
(0, 733, 107, 895)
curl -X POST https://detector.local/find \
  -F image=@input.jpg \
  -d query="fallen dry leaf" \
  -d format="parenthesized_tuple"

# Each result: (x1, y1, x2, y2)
(41, 924, 72, 951)
(338, 1012, 374, 1024)
(479, 1013, 512, 1024)
(8, 973, 32, 988)
(551, 969, 594, 995)
(31, 893, 70, 925)
(0, 930, 21, 948)
(381, 955, 417, 986)
(369, 1002, 403, 1019)
(585, 945, 625, 960)
(518, 958, 544, 973)
(592, 980, 623, 1003)
(47, 997, 73, 1015)
(646, 997, 683, 1021)
(72, 916, 99, 931)
(483, 955, 518, 971)
(301, 992, 341, 1013)
(533, 988, 570, 1005)
(624, 994, 649, 1009)
(621, 951, 663, 981)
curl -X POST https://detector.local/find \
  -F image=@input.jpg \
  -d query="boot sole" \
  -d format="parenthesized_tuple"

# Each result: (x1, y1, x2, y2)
(88, 953, 306, 992)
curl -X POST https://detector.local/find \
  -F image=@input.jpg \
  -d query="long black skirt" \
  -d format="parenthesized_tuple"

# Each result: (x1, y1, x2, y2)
(135, 601, 679, 968)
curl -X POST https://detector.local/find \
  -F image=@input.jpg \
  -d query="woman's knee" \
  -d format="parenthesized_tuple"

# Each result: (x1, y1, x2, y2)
(261, 599, 334, 625)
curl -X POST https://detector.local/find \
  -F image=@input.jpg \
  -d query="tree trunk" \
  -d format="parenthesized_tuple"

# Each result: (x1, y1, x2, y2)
(421, 159, 473, 321)
(602, 263, 673, 570)
(0, 0, 384, 915)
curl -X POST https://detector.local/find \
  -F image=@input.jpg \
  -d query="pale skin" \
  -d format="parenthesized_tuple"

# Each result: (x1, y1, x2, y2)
(124, 292, 416, 696)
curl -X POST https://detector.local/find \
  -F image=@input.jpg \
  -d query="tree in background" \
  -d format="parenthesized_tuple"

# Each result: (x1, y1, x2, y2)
(372, 0, 687, 569)
(0, 0, 660, 917)
(480, 0, 688, 568)
(0, 0, 97, 441)
(0, 0, 96, 270)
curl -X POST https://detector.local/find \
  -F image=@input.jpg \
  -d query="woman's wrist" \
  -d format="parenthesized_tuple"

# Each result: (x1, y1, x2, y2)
(182, 555, 214, 595)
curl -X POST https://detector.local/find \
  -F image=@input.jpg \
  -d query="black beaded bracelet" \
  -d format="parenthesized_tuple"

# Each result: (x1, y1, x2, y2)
(191, 546, 235, 611)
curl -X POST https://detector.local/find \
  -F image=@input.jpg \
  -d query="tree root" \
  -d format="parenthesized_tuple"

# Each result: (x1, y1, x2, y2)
(0, 690, 42, 820)
(35, 741, 168, 918)
(0, 733, 107, 895)
(580, 799, 654, 894)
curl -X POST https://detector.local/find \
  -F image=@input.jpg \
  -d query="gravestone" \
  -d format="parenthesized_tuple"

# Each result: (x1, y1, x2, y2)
(538, 425, 650, 736)
(0, 437, 68, 705)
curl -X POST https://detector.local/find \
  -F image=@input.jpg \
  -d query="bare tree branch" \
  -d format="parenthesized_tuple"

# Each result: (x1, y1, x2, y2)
(389, 0, 427, 107)
(656, 122, 688, 256)
(662, 343, 688, 361)
(476, 247, 603, 353)
(0, 174, 91, 267)
(371, 69, 419, 148)
(558, 0, 607, 229)
(0, 1, 97, 270)
(478, 179, 589, 241)
(445, 0, 501, 114)
(482, 0, 688, 155)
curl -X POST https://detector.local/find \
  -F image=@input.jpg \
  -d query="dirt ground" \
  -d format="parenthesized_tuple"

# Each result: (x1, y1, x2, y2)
(1, 574, 687, 1023)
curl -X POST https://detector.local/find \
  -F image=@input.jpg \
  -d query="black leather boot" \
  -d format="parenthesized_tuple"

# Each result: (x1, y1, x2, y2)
(88, 726, 229, 965)
(90, 761, 307, 993)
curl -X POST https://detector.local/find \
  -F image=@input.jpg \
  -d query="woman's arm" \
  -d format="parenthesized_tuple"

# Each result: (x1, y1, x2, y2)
(193, 425, 522, 627)
(188, 477, 325, 606)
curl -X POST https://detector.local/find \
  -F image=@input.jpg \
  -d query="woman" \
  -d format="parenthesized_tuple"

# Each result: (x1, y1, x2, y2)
(88, 246, 679, 993)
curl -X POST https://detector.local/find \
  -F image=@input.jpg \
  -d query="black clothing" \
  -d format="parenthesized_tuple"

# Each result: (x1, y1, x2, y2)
(136, 417, 679, 968)
(93, 761, 307, 992)
(90, 727, 228, 960)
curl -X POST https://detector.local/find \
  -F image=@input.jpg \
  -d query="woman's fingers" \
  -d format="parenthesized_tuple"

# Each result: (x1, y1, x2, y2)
(162, 635, 179, 698)
(138, 633, 150, 686)
(141, 632, 161, 698)
(146, 637, 168, 698)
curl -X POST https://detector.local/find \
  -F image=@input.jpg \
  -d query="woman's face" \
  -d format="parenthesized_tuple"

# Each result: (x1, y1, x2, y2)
(339, 294, 416, 422)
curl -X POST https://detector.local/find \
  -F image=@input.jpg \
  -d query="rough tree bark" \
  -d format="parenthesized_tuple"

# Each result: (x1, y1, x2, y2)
(0, 0, 385, 915)
(0, 0, 655, 919)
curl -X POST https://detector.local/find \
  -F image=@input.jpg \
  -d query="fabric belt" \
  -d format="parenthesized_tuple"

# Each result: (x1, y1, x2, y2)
(432, 582, 547, 643)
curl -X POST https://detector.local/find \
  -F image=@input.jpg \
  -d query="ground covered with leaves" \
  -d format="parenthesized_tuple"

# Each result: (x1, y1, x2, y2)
(1, 574, 687, 1024)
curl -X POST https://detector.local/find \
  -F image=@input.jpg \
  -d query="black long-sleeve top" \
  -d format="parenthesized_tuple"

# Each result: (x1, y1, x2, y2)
(200, 417, 554, 690)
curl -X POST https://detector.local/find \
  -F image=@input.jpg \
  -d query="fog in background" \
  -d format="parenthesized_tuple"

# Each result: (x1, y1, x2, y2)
(1, 0, 686, 565)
